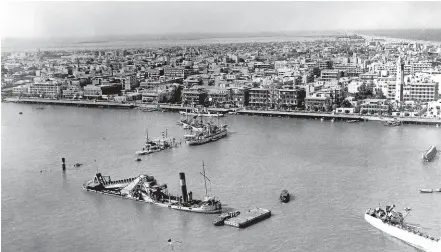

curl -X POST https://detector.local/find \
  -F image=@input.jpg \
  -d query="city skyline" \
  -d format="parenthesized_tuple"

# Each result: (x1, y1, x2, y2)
(2, 1, 441, 39)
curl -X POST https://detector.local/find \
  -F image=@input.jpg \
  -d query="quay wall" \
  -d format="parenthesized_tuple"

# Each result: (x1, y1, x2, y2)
(5, 98, 441, 125)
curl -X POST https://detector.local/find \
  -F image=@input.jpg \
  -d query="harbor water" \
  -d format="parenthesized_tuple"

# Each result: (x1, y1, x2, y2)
(2, 103, 441, 252)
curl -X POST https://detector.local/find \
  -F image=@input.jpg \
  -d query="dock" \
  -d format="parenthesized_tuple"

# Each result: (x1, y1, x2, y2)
(224, 208, 271, 228)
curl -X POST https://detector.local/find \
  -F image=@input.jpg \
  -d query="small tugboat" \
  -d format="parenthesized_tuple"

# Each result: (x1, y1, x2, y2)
(280, 190, 290, 203)
(422, 146, 437, 162)
(212, 211, 241, 226)
(419, 188, 433, 193)
(384, 118, 402, 127)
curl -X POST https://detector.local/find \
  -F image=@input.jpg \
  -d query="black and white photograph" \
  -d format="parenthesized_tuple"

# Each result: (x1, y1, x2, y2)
(1, 1, 441, 252)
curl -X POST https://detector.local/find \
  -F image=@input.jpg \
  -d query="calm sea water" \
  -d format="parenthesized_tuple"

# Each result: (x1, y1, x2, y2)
(2, 103, 441, 252)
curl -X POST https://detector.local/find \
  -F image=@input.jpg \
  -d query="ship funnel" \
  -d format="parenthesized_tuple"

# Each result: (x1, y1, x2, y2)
(179, 173, 188, 202)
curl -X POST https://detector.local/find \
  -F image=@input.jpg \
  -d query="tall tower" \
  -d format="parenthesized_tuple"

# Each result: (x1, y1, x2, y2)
(395, 56, 404, 103)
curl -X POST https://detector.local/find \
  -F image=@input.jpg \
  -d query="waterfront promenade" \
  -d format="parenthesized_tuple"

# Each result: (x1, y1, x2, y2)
(4, 97, 441, 125)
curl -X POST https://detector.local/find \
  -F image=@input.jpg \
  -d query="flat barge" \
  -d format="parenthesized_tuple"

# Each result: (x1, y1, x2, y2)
(224, 208, 271, 228)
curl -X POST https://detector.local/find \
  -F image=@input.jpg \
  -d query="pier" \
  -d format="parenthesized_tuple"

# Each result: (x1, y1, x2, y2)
(224, 208, 271, 228)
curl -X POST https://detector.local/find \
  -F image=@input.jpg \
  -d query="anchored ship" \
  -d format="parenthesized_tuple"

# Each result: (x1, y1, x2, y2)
(135, 129, 176, 155)
(365, 205, 440, 252)
(422, 146, 437, 162)
(83, 166, 221, 214)
(179, 106, 224, 117)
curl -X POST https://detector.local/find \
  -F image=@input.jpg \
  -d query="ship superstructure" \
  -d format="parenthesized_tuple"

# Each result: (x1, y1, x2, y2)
(83, 168, 221, 214)
(365, 205, 440, 252)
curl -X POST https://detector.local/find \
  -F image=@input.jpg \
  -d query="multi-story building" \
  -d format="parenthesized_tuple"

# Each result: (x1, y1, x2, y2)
(182, 87, 207, 106)
(83, 85, 102, 99)
(164, 67, 185, 79)
(207, 88, 231, 107)
(304, 95, 331, 112)
(277, 88, 306, 110)
(359, 99, 390, 115)
(320, 69, 343, 81)
(62, 85, 82, 99)
(123, 74, 138, 91)
(29, 82, 61, 98)
(248, 88, 269, 108)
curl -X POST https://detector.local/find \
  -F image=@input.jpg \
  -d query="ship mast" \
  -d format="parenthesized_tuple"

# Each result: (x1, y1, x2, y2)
(200, 161, 211, 197)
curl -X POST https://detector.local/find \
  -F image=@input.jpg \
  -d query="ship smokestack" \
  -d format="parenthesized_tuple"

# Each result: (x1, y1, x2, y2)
(179, 173, 188, 202)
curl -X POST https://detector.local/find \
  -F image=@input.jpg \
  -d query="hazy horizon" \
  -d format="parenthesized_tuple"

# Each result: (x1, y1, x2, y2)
(2, 1, 441, 39)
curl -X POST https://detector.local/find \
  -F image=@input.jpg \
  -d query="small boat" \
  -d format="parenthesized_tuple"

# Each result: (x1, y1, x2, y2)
(36, 107, 45, 110)
(404, 207, 411, 211)
(320, 117, 325, 122)
(419, 188, 433, 193)
(212, 211, 240, 226)
(331, 118, 335, 122)
(135, 158, 141, 162)
(422, 146, 437, 162)
(280, 190, 290, 203)
(19, 112, 23, 114)
(435, 188, 441, 192)
(384, 119, 401, 127)
(73, 163, 83, 167)
(347, 120, 359, 123)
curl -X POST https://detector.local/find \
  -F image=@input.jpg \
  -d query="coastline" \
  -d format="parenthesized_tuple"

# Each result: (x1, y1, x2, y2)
(359, 33, 441, 46)
(5, 97, 441, 125)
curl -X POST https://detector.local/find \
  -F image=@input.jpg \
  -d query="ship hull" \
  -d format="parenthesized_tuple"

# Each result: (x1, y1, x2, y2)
(422, 146, 437, 162)
(187, 129, 227, 146)
(180, 112, 224, 117)
(83, 187, 222, 214)
(365, 214, 440, 252)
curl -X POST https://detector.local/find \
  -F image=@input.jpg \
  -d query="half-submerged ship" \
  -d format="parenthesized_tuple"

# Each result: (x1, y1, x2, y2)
(422, 146, 437, 162)
(83, 165, 221, 214)
(365, 205, 440, 252)
(135, 129, 176, 155)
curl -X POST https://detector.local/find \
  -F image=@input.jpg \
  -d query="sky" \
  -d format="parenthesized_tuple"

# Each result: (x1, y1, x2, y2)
(1, 1, 441, 38)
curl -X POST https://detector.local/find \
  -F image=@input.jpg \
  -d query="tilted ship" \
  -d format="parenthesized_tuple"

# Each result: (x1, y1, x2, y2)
(135, 129, 176, 155)
(422, 146, 437, 162)
(83, 165, 221, 214)
(365, 205, 440, 252)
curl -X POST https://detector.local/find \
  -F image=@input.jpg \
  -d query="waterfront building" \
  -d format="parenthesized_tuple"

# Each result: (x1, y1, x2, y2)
(12, 85, 29, 95)
(359, 99, 390, 115)
(182, 87, 207, 106)
(29, 82, 61, 98)
(277, 88, 306, 110)
(304, 94, 331, 112)
(207, 88, 231, 107)
(83, 85, 102, 99)
(62, 85, 82, 99)
(248, 88, 269, 109)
